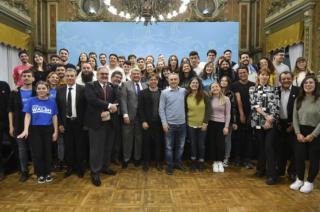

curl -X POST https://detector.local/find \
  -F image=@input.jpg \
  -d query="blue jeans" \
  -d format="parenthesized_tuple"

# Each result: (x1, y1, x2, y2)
(165, 123, 186, 168)
(188, 126, 206, 162)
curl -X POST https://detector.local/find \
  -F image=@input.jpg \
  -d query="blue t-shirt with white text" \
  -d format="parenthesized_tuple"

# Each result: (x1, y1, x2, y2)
(23, 97, 58, 126)
(20, 89, 33, 107)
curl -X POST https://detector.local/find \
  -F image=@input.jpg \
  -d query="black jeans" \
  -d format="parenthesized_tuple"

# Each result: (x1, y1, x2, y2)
(142, 121, 162, 164)
(294, 125, 320, 182)
(29, 126, 53, 177)
(64, 118, 84, 173)
(256, 127, 276, 178)
(234, 123, 252, 163)
(207, 121, 225, 161)
(276, 119, 295, 176)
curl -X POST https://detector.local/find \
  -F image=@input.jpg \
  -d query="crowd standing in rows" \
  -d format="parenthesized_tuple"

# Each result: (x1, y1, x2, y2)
(0, 48, 319, 194)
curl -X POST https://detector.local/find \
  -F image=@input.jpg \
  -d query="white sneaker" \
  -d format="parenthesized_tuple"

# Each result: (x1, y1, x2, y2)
(300, 181, 314, 193)
(212, 162, 219, 173)
(289, 179, 304, 190)
(217, 161, 224, 173)
(223, 159, 229, 167)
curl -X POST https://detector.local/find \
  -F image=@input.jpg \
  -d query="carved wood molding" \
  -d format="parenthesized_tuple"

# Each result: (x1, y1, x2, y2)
(0, 0, 31, 27)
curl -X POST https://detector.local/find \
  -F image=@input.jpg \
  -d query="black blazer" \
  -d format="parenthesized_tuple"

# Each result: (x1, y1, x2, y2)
(0, 81, 10, 130)
(56, 84, 86, 127)
(278, 85, 300, 123)
(8, 87, 36, 134)
(84, 81, 117, 129)
(138, 88, 161, 124)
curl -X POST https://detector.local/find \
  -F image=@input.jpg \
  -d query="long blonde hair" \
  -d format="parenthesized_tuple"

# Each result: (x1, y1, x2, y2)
(292, 57, 312, 77)
(210, 82, 226, 105)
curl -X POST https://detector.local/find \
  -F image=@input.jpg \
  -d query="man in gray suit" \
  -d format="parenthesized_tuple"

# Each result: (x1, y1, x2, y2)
(120, 68, 147, 168)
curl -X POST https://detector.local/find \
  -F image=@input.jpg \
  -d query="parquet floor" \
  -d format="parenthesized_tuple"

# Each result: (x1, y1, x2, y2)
(0, 163, 319, 212)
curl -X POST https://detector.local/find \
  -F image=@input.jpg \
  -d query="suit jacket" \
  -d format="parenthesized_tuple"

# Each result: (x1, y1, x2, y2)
(56, 84, 86, 127)
(120, 80, 147, 121)
(0, 81, 10, 130)
(138, 88, 161, 124)
(84, 81, 117, 129)
(278, 85, 300, 123)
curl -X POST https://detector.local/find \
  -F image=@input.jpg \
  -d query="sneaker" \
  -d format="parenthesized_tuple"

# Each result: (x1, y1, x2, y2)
(19, 172, 29, 182)
(166, 166, 173, 175)
(244, 162, 254, 169)
(223, 159, 229, 167)
(300, 181, 314, 193)
(212, 162, 219, 173)
(289, 179, 304, 191)
(38, 176, 45, 184)
(217, 161, 224, 173)
(45, 175, 53, 183)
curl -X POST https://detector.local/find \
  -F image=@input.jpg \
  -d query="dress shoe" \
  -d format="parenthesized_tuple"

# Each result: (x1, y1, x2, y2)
(288, 173, 296, 182)
(112, 160, 121, 166)
(77, 171, 84, 178)
(19, 172, 29, 182)
(156, 162, 163, 171)
(255, 171, 266, 178)
(122, 161, 128, 169)
(143, 164, 149, 172)
(64, 169, 73, 178)
(174, 163, 186, 171)
(266, 177, 278, 185)
(134, 160, 141, 167)
(101, 168, 117, 176)
(190, 160, 196, 172)
(0, 172, 4, 181)
(91, 174, 101, 187)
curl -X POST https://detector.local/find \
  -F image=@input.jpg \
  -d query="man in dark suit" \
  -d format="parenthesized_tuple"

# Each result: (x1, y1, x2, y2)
(84, 66, 118, 186)
(120, 68, 147, 168)
(277, 71, 300, 181)
(0, 80, 10, 181)
(56, 68, 86, 178)
(138, 74, 162, 171)
(110, 71, 123, 165)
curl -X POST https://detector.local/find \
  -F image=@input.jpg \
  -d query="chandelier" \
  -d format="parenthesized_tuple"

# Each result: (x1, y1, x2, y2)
(104, 0, 190, 25)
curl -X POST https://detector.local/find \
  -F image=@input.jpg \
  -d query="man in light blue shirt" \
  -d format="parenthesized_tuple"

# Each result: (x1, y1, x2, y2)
(159, 73, 186, 175)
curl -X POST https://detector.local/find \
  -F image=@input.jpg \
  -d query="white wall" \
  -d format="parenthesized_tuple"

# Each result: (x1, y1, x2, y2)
(0, 44, 20, 88)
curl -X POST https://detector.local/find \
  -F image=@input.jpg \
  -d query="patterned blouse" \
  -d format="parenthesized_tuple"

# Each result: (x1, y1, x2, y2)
(249, 85, 280, 129)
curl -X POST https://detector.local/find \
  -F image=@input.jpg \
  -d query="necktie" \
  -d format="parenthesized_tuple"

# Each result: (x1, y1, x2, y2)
(67, 87, 72, 117)
(102, 84, 107, 100)
(136, 83, 140, 94)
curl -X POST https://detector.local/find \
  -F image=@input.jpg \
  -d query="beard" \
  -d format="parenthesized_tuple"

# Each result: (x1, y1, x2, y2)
(81, 71, 93, 83)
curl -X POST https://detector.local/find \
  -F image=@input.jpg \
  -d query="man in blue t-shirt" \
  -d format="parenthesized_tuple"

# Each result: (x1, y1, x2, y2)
(8, 69, 35, 182)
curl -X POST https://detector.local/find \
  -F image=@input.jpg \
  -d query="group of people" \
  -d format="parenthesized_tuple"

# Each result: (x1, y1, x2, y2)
(0, 47, 319, 194)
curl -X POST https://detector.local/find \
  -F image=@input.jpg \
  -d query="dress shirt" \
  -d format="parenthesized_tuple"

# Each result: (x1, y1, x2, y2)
(66, 84, 77, 118)
(279, 85, 291, 120)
